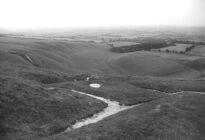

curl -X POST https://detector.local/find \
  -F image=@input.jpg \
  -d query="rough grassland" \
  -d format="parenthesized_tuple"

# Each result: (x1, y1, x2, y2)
(58, 81, 167, 105)
(55, 93, 205, 140)
(0, 69, 107, 140)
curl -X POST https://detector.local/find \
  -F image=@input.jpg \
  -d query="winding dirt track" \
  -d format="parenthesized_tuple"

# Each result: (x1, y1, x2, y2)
(65, 90, 140, 132)
(62, 89, 205, 132)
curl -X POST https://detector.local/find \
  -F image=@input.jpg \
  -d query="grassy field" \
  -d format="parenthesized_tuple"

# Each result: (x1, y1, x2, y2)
(187, 45, 205, 57)
(157, 43, 192, 53)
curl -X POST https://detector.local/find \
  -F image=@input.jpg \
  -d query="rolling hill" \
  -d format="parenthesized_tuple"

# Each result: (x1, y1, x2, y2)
(1, 33, 205, 140)
(0, 36, 202, 78)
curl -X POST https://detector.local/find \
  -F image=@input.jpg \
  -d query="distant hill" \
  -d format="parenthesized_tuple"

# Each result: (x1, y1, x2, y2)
(0, 36, 202, 78)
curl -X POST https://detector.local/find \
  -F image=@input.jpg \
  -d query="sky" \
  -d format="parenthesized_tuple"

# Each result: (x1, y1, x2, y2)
(0, 0, 204, 30)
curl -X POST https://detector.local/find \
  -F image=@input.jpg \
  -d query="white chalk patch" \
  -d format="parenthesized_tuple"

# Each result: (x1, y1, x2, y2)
(86, 77, 90, 81)
(89, 83, 101, 88)
(25, 55, 33, 63)
(44, 87, 55, 90)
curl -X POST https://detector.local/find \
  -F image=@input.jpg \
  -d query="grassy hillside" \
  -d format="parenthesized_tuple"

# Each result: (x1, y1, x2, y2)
(111, 52, 198, 77)
(55, 92, 205, 140)
(0, 36, 202, 78)
(0, 65, 107, 140)
(2, 65, 204, 140)
(187, 45, 205, 57)
(95, 75, 205, 92)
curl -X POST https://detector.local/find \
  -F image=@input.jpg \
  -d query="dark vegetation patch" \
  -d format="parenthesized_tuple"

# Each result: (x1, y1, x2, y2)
(0, 63, 91, 85)
(110, 41, 168, 53)
(21, 72, 64, 84)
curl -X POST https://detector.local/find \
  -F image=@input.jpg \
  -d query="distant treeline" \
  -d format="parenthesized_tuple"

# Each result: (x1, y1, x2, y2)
(184, 45, 195, 52)
(164, 45, 195, 54)
(153, 44, 196, 54)
(110, 41, 168, 53)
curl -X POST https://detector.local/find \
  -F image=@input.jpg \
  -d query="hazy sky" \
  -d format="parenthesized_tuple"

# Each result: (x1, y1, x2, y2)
(0, 0, 204, 29)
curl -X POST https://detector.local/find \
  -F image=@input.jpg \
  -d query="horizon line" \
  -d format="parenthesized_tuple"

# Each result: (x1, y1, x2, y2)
(1, 25, 205, 33)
